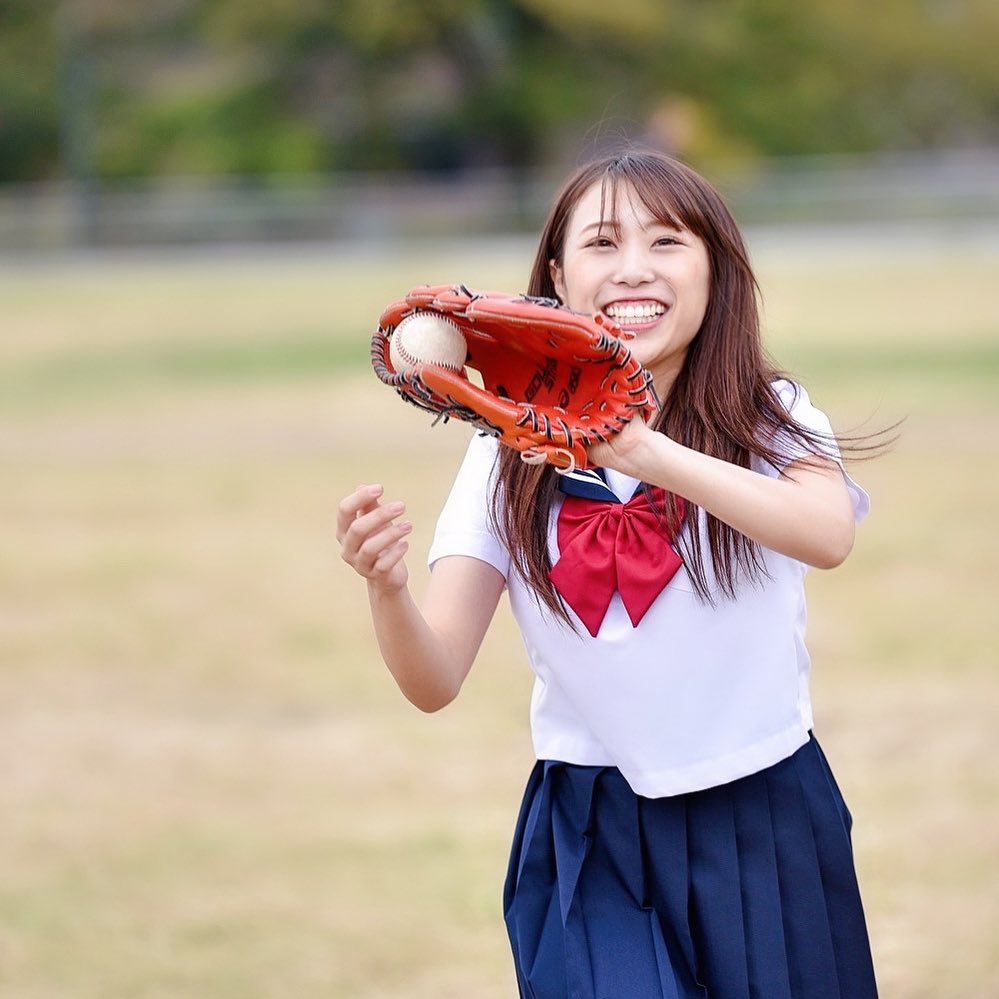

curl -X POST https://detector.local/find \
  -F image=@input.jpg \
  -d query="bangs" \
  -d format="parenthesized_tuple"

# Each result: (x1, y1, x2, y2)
(597, 158, 691, 235)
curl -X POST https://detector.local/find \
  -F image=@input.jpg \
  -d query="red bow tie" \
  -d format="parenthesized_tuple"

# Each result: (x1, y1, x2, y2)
(549, 488, 684, 638)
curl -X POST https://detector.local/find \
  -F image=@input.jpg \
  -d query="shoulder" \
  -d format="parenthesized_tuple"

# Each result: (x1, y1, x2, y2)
(466, 432, 502, 482)
(770, 377, 807, 414)
(769, 378, 832, 434)
(455, 430, 501, 473)
(430, 431, 511, 574)
(442, 431, 503, 509)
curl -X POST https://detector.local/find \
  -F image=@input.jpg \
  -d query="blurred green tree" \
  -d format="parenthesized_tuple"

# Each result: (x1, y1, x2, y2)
(0, 0, 995, 183)
(0, 0, 61, 182)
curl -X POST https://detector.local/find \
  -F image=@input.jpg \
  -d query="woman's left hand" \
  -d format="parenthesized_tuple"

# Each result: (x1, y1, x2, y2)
(585, 416, 658, 477)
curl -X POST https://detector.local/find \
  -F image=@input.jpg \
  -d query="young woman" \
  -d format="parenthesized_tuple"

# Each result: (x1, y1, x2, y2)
(337, 151, 879, 998)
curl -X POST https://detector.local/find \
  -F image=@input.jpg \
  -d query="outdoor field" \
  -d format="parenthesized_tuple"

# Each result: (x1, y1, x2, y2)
(1, 226, 997, 997)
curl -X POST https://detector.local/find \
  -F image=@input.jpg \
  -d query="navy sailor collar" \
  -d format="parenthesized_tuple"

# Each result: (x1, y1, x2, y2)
(557, 467, 643, 504)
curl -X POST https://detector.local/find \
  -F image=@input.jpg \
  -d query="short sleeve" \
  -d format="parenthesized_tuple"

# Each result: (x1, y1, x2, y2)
(427, 433, 512, 576)
(771, 379, 871, 523)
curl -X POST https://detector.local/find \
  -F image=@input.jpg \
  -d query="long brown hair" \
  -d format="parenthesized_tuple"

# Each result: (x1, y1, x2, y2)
(491, 150, 878, 622)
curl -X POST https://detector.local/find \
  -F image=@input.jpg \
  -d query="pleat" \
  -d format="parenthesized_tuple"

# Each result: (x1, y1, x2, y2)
(570, 769, 672, 998)
(504, 761, 567, 998)
(504, 759, 545, 918)
(552, 764, 599, 997)
(639, 795, 709, 998)
(792, 741, 879, 996)
(685, 783, 752, 997)
(503, 738, 877, 999)
(648, 913, 685, 999)
(729, 772, 793, 999)
(764, 753, 843, 997)
(550, 763, 599, 925)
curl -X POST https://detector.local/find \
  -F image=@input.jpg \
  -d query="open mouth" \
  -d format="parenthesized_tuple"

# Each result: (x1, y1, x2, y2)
(602, 300, 668, 333)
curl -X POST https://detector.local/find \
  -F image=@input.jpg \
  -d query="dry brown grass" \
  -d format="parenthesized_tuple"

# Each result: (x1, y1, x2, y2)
(0, 232, 997, 997)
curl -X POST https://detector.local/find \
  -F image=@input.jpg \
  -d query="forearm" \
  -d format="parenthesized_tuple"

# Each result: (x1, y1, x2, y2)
(605, 427, 855, 568)
(366, 582, 467, 712)
(365, 556, 504, 712)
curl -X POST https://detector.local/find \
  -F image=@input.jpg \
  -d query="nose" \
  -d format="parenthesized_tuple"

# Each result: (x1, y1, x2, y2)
(612, 242, 655, 287)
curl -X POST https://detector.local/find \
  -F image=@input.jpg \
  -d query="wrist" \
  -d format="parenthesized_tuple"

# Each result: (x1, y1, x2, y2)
(366, 576, 408, 604)
(611, 420, 664, 478)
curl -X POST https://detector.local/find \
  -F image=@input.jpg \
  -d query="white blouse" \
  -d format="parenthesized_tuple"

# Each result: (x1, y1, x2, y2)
(427, 382, 870, 798)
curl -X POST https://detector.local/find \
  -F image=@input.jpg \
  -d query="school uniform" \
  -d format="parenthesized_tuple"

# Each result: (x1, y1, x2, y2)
(428, 381, 878, 998)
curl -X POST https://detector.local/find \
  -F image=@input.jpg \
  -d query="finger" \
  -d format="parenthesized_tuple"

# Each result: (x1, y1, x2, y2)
(337, 483, 382, 524)
(343, 500, 407, 553)
(372, 538, 410, 575)
(353, 519, 412, 569)
(336, 484, 385, 541)
(342, 518, 412, 574)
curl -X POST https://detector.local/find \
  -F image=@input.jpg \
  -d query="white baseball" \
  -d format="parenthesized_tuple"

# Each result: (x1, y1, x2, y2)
(389, 312, 467, 376)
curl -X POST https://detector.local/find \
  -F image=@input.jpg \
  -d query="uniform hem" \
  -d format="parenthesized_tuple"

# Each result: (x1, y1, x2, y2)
(533, 722, 812, 799)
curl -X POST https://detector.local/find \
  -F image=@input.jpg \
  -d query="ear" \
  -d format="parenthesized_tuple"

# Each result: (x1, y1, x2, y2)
(549, 259, 566, 303)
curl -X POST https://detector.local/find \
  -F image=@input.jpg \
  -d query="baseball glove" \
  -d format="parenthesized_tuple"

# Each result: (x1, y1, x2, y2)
(371, 284, 658, 472)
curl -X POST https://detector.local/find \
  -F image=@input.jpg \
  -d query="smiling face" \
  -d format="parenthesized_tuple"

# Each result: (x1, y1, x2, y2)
(549, 179, 712, 395)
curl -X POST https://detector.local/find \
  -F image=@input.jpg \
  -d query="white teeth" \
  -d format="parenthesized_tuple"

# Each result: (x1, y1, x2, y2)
(605, 302, 666, 322)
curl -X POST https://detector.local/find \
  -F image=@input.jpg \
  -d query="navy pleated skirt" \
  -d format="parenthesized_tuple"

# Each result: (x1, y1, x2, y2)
(503, 736, 877, 998)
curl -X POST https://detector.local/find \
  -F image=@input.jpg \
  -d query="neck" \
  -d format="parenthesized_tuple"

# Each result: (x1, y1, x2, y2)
(651, 361, 683, 402)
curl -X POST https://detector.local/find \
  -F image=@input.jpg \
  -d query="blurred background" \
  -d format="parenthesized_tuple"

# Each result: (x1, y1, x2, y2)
(3, 0, 999, 246)
(1, 1, 997, 996)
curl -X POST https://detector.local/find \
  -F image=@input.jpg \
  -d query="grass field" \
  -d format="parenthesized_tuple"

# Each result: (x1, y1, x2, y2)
(1, 227, 997, 997)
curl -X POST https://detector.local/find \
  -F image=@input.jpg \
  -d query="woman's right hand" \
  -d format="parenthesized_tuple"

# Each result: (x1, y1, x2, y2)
(336, 484, 413, 594)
